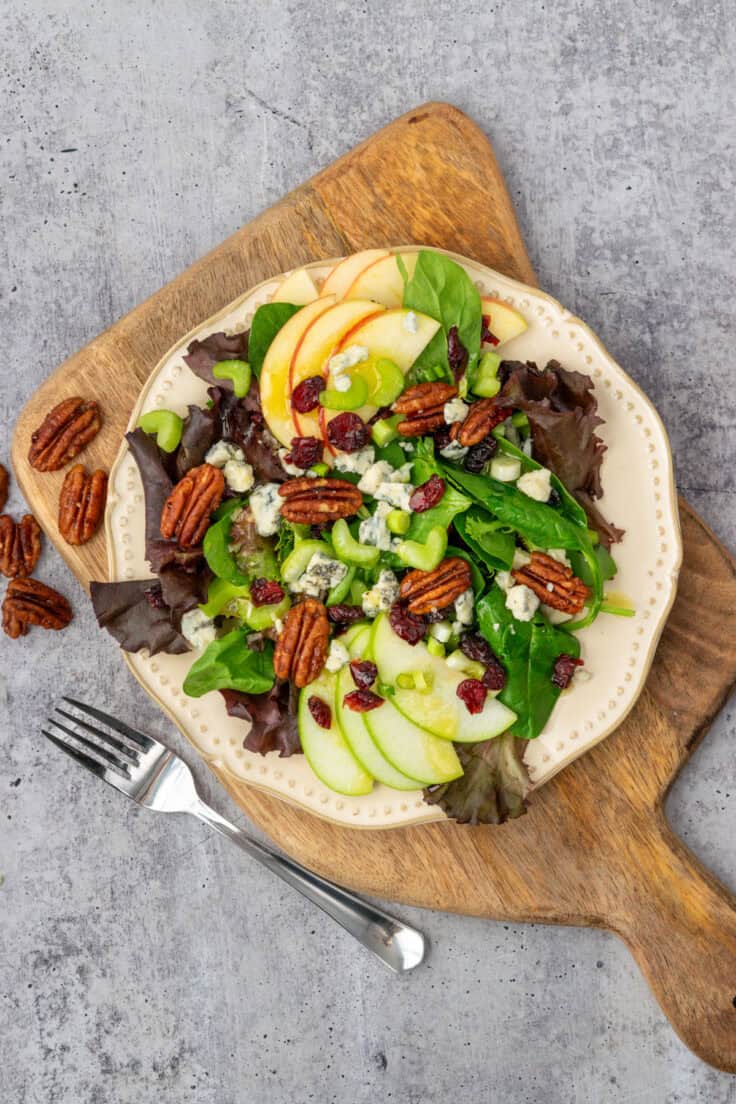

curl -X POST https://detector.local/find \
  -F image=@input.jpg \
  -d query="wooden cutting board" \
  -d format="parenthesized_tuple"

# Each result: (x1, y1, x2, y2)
(12, 103, 736, 1072)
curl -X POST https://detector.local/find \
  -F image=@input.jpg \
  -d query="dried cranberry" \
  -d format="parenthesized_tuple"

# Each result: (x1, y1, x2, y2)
(409, 474, 445, 513)
(433, 425, 452, 451)
(459, 633, 495, 665)
(343, 689, 384, 712)
(292, 376, 325, 413)
(447, 325, 468, 380)
(388, 602, 426, 645)
(250, 578, 285, 606)
(464, 435, 498, 473)
(285, 435, 322, 469)
(349, 659, 377, 689)
(482, 658, 506, 692)
(326, 412, 369, 453)
(144, 583, 166, 609)
(456, 678, 487, 714)
(326, 604, 364, 625)
(551, 654, 584, 689)
(308, 695, 332, 729)
(481, 314, 500, 346)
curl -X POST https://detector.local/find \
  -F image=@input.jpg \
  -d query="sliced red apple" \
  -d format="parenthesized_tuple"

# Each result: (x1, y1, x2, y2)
(319, 308, 441, 448)
(271, 267, 319, 306)
(259, 295, 337, 447)
(480, 296, 528, 348)
(344, 251, 418, 308)
(319, 249, 390, 300)
(289, 300, 386, 439)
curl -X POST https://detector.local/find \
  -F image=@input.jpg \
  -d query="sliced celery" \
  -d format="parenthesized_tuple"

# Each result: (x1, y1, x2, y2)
(212, 359, 252, 398)
(331, 519, 380, 567)
(396, 526, 448, 571)
(138, 409, 184, 453)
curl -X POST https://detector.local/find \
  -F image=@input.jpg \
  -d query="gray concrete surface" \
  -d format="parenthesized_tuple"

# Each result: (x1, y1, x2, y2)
(1, 1, 735, 1101)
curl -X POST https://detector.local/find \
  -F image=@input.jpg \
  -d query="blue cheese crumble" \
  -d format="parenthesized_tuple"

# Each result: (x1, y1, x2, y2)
(517, 468, 552, 502)
(249, 483, 282, 537)
(361, 569, 400, 618)
(505, 584, 540, 621)
(180, 609, 217, 649)
(403, 310, 418, 334)
(359, 501, 394, 551)
(290, 551, 347, 598)
(325, 639, 350, 672)
(328, 344, 369, 374)
(334, 446, 375, 475)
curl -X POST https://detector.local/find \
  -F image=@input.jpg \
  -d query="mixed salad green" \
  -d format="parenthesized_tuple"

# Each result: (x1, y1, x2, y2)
(91, 249, 627, 824)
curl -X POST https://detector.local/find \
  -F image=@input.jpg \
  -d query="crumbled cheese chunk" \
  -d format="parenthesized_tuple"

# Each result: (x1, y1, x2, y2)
(205, 440, 245, 468)
(429, 620, 453, 643)
(333, 374, 352, 392)
(277, 448, 306, 477)
(398, 440, 415, 453)
(454, 588, 475, 625)
(440, 440, 469, 461)
(505, 584, 540, 622)
(403, 310, 418, 334)
(495, 570, 513, 592)
(180, 609, 217, 650)
(290, 551, 347, 598)
(547, 548, 570, 567)
(444, 398, 469, 425)
(334, 446, 375, 475)
(325, 639, 350, 673)
(512, 548, 532, 570)
(361, 569, 399, 618)
(359, 501, 394, 551)
(249, 483, 281, 536)
(223, 459, 255, 493)
(517, 468, 552, 502)
(374, 481, 414, 511)
(358, 461, 397, 497)
(328, 345, 369, 373)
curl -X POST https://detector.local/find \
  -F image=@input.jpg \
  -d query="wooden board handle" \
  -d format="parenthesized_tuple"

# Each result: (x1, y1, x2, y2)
(611, 809, 736, 1071)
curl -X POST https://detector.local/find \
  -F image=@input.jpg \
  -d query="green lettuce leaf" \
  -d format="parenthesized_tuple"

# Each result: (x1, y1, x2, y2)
(494, 436, 588, 530)
(247, 303, 301, 378)
(203, 499, 250, 585)
(403, 250, 482, 378)
(476, 587, 580, 739)
(423, 733, 530, 824)
(454, 507, 516, 572)
(183, 628, 275, 697)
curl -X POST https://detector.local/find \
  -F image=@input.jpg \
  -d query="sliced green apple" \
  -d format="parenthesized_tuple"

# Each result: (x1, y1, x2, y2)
(364, 699, 463, 786)
(271, 267, 319, 306)
(345, 252, 418, 308)
(319, 249, 390, 300)
(298, 671, 373, 796)
(334, 626, 422, 790)
(480, 296, 528, 348)
(259, 295, 337, 447)
(289, 299, 385, 438)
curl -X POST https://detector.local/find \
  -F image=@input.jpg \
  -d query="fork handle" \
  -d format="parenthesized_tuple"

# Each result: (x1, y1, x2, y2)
(190, 798, 426, 973)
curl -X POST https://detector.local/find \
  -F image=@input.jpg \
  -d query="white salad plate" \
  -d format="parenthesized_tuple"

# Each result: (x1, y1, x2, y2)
(106, 247, 682, 829)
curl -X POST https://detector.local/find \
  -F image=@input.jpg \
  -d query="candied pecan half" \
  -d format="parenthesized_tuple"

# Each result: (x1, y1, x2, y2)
(28, 397, 102, 472)
(58, 465, 108, 546)
(272, 597, 329, 687)
(0, 464, 8, 513)
(160, 463, 225, 549)
(393, 382, 457, 437)
(2, 577, 72, 638)
(451, 398, 510, 447)
(0, 514, 42, 579)
(512, 551, 589, 615)
(278, 477, 362, 524)
(398, 557, 472, 616)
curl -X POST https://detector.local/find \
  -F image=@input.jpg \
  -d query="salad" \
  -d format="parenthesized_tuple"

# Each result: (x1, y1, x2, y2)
(91, 249, 627, 825)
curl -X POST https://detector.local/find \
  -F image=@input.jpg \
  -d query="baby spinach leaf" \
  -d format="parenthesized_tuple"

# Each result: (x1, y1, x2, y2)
(446, 544, 485, 595)
(570, 544, 618, 586)
(403, 250, 482, 378)
(495, 436, 588, 530)
(247, 302, 301, 378)
(477, 587, 580, 739)
(203, 499, 250, 585)
(406, 481, 470, 544)
(454, 507, 516, 571)
(183, 628, 275, 697)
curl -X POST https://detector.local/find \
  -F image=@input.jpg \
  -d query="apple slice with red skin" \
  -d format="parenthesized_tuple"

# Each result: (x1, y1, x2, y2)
(480, 296, 528, 348)
(319, 249, 390, 301)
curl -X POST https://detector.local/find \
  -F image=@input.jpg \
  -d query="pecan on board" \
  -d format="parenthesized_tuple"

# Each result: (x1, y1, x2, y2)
(272, 598, 330, 688)
(58, 465, 108, 546)
(512, 551, 589, 615)
(278, 478, 362, 525)
(28, 397, 102, 472)
(160, 464, 225, 549)
(0, 514, 42, 579)
(2, 577, 73, 639)
(393, 382, 457, 437)
(398, 557, 472, 616)
(450, 398, 510, 447)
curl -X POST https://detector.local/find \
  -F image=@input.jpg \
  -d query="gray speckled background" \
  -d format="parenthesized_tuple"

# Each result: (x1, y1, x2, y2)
(2, 2, 735, 1101)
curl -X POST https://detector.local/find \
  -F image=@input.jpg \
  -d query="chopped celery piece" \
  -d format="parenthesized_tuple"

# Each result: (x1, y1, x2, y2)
(396, 525, 448, 571)
(200, 577, 250, 618)
(138, 409, 184, 453)
(331, 518, 381, 567)
(371, 414, 402, 447)
(320, 374, 369, 411)
(230, 593, 291, 630)
(311, 462, 329, 476)
(511, 411, 529, 429)
(349, 577, 367, 605)
(471, 351, 502, 398)
(280, 539, 332, 583)
(386, 509, 411, 535)
(369, 358, 405, 405)
(327, 563, 356, 605)
(212, 359, 252, 398)
(426, 638, 445, 658)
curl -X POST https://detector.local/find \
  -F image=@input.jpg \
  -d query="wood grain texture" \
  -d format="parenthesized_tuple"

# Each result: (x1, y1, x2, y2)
(11, 103, 736, 1071)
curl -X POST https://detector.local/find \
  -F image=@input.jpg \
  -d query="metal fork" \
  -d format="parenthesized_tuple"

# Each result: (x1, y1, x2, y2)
(43, 698, 425, 973)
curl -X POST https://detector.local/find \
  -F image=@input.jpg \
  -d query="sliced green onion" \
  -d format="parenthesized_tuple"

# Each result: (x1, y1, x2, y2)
(386, 509, 411, 535)
(310, 461, 329, 476)
(471, 352, 502, 398)
(371, 414, 403, 447)
(601, 601, 636, 618)
(426, 638, 445, 658)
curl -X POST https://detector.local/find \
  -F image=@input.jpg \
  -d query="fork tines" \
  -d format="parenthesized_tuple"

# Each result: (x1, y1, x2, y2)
(43, 698, 151, 782)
